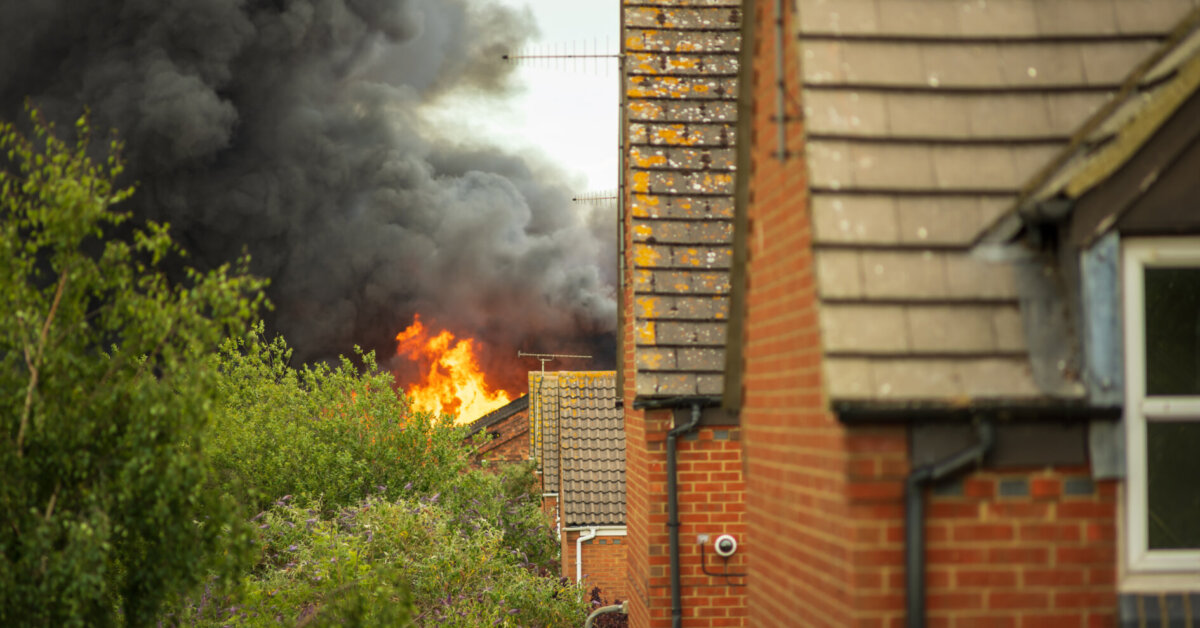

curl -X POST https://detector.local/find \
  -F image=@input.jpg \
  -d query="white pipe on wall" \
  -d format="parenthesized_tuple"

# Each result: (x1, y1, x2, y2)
(563, 526, 628, 584)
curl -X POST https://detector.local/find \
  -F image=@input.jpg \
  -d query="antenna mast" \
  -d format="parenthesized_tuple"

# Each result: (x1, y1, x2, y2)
(517, 351, 593, 372)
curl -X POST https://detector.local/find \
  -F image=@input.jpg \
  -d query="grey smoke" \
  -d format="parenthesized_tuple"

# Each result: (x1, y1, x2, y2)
(0, 0, 617, 387)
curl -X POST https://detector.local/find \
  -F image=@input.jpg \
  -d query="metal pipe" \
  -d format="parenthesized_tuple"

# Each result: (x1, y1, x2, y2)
(584, 601, 628, 628)
(905, 420, 995, 628)
(668, 403, 703, 628)
(564, 527, 626, 588)
(774, 0, 787, 161)
(576, 527, 598, 583)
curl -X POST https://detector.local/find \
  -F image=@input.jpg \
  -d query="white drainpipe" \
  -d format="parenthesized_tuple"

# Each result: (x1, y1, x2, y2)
(576, 527, 597, 582)
(563, 525, 627, 584)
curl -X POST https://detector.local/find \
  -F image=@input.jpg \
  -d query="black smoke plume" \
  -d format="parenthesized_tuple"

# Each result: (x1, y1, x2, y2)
(0, 0, 617, 388)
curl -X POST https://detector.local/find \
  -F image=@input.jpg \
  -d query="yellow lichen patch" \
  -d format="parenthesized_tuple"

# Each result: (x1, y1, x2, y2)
(654, 125, 696, 146)
(679, 202, 692, 210)
(678, 248, 702, 266)
(634, 153, 667, 168)
(676, 41, 697, 53)
(670, 58, 699, 70)
(635, 296, 662, 318)
(638, 63, 657, 73)
(631, 194, 659, 218)
(629, 102, 661, 118)
(632, 243, 662, 267)
(633, 224, 653, 239)
(631, 171, 650, 193)
(632, 269, 654, 289)
(693, 84, 710, 93)
(641, 351, 667, 369)
(674, 282, 691, 292)
(637, 321, 656, 345)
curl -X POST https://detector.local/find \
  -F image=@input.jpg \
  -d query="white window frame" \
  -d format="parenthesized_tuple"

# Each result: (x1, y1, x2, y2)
(1123, 237, 1200, 574)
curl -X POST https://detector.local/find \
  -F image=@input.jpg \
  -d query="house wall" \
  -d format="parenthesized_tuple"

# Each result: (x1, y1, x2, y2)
(563, 530, 630, 603)
(622, 402, 654, 625)
(623, 405, 749, 627)
(738, 2, 1123, 623)
(842, 429, 1120, 626)
(620, 0, 746, 622)
(736, 0, 859, 625)
(468, 408, 529, 466)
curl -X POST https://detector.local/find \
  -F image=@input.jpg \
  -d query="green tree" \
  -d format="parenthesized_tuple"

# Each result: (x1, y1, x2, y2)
(0, 109, 267, 625)
(206, 327, 469, 515)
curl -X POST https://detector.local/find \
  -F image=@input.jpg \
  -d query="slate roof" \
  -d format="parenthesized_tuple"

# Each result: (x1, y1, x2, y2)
(793, 0, 1196, 402)
(465, 395, 529, 438)
(978, 9, 1200, 248)
(529, 371, 626, 527)
(624, 0, 742, 399)
(529, 372, 561, 490)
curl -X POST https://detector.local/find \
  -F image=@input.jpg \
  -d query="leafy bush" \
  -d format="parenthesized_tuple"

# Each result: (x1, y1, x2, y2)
(587, 587, 629, 628)
(169, 494, 584, 627)
(0, 110, 266, 625)
(206, 326, 468, 515)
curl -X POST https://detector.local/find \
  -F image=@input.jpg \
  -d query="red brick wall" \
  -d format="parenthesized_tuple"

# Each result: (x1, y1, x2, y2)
(674, 429, 747, 627)
(467, 408, 529, 466)
(844, 428, 1118, 627)
(624, 401, 652, 624)
(563, 530, 630, 603)
(737, 0, 1122, 625)
(624, 414, 749, 627)
(738, 0, 857, 625)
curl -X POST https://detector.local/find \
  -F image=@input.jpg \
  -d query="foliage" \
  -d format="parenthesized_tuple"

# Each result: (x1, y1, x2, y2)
(442, 459, 560, 573)
(205, 326, 470, 515)
(187, 330, 569, 623)
(169, 495, 585, 627)
(0, 109, 267, 625)
(587, 587, 629, 628)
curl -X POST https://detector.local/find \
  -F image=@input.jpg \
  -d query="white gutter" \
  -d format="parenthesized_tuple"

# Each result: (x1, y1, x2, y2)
(563, 526, 628, 584)
(575, 527, 597, 582)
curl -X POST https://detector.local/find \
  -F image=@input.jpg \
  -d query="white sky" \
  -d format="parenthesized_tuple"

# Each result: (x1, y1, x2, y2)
(427, 0, 620, 193)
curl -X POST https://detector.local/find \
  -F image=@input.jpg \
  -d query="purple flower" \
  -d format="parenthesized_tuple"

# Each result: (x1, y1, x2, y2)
(403, 482, 413, 491)
(258, 523, 269, 529)
(250, 512, 265, 522)
(288, 545, 298, 552)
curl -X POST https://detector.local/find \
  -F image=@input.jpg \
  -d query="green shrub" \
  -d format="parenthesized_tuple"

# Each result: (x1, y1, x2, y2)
(206, 326, 468, 515)
(0, 110, 266, 625)
(170, 495, 584, 627)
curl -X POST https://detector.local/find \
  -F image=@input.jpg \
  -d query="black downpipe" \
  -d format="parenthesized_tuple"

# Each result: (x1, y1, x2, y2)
(668, 403, 703, 628)
(905, 420, 995, 628)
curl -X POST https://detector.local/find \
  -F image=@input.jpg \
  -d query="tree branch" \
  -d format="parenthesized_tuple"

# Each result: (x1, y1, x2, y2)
(16, 269, 68, 457)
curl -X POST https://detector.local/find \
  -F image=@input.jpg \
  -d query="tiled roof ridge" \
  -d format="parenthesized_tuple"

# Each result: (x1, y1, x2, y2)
(975, 8, 1200, 246)
(465, 395, 529, 436)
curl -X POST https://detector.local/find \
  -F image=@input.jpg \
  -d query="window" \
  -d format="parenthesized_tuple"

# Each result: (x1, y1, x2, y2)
(1123, 238, 1200, 573)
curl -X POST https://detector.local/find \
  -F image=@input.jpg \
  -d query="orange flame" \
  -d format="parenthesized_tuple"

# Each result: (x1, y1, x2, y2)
(395, 315, 512, 423)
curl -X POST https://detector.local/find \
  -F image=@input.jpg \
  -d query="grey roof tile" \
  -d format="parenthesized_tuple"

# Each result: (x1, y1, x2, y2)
(794, 0, 1190, 401)
(625, 2, 741, 401)
(530, 371, 626, 526)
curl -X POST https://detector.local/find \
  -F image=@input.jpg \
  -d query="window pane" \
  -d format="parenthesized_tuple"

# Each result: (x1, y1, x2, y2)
(1144, 268, 1200, 396)
(1147, 421, 1200, 549)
